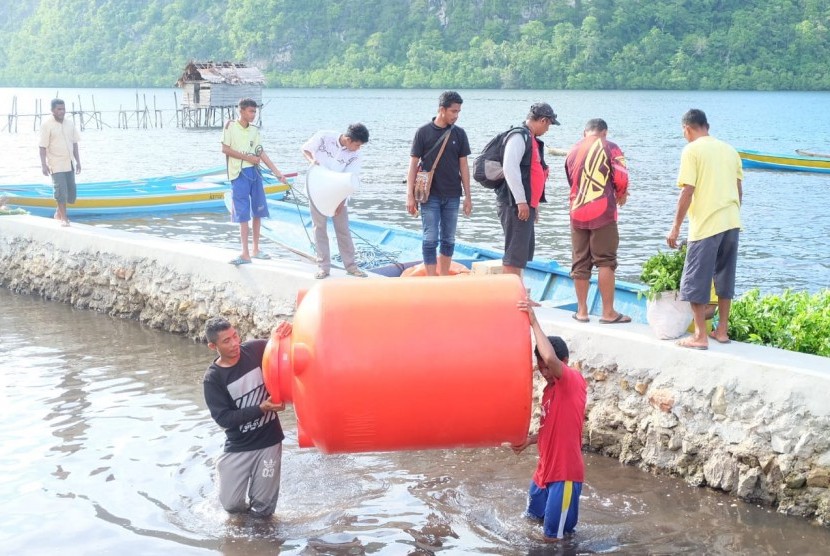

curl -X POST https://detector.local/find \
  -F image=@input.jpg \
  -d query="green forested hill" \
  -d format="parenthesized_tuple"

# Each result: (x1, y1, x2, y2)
(2, 0, 828, 90)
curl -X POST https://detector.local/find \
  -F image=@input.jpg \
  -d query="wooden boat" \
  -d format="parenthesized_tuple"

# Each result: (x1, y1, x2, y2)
(0, 169, 293, 216)
(795, 149, 830, 159)
(251, 197, 649, 323)
(737, 149, 830, 173)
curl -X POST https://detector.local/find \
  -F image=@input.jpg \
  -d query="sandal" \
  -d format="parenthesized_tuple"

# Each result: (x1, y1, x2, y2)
(229, 256, 252, 265)
(315, 270, 329, 279)
(677, 337, 708, 350)
(599, 313, 631, 324)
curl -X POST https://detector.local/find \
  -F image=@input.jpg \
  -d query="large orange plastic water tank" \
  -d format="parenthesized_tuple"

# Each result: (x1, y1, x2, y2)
(263, 274, 533, 454)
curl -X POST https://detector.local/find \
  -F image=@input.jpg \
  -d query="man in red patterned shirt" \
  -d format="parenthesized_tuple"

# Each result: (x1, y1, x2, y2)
(565, 118, 630, 324)
(514, 299, 588, 542)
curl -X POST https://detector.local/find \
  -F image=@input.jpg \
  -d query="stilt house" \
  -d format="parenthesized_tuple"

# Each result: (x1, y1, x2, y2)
(175, 61, 265, 126)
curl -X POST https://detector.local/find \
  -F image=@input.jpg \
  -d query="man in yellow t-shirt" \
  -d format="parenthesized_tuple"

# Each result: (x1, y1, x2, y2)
(221, 98, 289, 265)
(39, 99, 81, 227)
(666, 109, 743, 350)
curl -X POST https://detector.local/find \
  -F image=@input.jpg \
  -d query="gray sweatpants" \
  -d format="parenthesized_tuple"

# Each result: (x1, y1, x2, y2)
(216, 442, 282, 517)
(310, 197, 358, 273)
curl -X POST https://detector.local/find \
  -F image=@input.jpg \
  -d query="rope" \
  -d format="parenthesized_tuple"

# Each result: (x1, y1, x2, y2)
(282, 173, 402, 270)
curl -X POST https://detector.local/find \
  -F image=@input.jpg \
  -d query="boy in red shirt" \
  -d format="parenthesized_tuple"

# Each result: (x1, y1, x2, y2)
(514, 300, 588, 541)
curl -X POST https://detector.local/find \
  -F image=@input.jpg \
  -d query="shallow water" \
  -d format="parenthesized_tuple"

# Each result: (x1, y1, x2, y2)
(2, 87, 829, 553)
(1, 288, 827, 555)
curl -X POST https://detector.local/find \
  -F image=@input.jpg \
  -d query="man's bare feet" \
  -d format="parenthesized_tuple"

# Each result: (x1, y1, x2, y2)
(677, 336, 708, 350)
(708, 331, 731, 344)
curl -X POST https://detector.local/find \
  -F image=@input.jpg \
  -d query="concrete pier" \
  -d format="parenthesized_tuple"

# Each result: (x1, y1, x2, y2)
(1, 215, 828, 526)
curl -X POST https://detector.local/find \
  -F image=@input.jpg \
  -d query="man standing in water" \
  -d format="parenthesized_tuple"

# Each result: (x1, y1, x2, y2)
(39, 99, 81, 227)
(666, 109, 743, 349)
(565, 118, 630, 324)
(301, 123, 370, 279)
(203, 317, 290, 518)
(222, 98, 290, 265)
(406, 91, 472, 276)
(513, 299, 587, 542)
(497, 103, 557, 278)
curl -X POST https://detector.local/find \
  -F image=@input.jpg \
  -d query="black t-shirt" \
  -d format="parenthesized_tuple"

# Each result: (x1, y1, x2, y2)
(203, 339, 285, 452)
(410, 119, 471, 197)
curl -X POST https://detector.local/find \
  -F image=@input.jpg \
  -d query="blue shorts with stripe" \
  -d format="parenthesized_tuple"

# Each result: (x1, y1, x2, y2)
(526, 480, 582, 539)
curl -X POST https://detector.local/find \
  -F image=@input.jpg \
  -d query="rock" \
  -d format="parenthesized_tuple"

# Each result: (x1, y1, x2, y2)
(587, 428, 620, 451)
(654, 411, 679, 429)
(817, 492, 830, 526)
(771, 434, 794, 454)
(786, 475, 807, 489)
(759, 454, 776, 474)
(668, 434, 683, 451)
(648, 389, 674, 413)
(635, 382, 648, 395)
(794, 431, 817, 459)
(704, 453, 738, 491)
(711, 385, 727, 416)
(737, 466, 761, 499)
(618, 395, 641, 417)
(682, 439, 699, 455)
(807, 467, 830, 488)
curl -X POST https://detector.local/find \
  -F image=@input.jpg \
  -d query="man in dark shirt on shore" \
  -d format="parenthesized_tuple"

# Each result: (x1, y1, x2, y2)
(202, 317, 290, 518)
(406, 91, 473, 276)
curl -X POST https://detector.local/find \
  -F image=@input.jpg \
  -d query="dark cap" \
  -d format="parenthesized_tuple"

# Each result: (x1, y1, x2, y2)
(529, 102, 560, 125)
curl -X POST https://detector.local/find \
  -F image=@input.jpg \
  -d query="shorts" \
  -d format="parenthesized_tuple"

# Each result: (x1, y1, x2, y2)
(680, 228, 739, 304)
(570, 221, 619, 279)
(52, 170, 77, 204)
(230, 167, 270, 223)
(498, 202, 536, 269)
(526, 480, 582, 539)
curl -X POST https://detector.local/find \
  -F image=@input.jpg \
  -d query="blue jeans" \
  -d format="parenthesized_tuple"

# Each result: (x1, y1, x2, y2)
(420, 195, 460, 265)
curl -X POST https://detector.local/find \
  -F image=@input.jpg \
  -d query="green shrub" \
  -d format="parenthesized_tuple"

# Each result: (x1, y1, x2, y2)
(729, 289, 830, 357)
(639, 246, 687, 301)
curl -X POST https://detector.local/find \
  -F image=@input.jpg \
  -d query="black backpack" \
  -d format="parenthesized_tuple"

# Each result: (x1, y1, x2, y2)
(472, 126, 529, 189)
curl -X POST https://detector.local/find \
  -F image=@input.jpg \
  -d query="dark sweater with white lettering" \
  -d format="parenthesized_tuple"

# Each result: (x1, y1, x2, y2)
(203, 340, 284, 452)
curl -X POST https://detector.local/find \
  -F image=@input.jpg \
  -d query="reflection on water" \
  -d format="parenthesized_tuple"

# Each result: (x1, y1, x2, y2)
(1, 288, 827, 555)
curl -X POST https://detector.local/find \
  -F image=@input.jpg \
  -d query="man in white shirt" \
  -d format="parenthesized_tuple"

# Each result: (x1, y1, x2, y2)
(301, 123, 370, 279)
(39, 99, 81, 227)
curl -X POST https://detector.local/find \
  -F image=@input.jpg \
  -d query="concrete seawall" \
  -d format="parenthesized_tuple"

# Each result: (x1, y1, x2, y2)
(2, 215, 828, 526)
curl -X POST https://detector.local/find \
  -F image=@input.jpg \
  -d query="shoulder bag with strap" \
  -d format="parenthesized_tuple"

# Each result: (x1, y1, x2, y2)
(413, 128, 452, 204)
